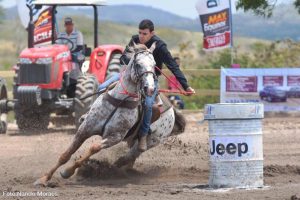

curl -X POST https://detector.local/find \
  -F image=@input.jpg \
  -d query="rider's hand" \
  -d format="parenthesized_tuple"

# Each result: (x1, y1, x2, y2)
(185, 87, 195, 96)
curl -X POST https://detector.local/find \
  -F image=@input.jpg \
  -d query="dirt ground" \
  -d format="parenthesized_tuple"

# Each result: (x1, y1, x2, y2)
(0, 112, 300, 200)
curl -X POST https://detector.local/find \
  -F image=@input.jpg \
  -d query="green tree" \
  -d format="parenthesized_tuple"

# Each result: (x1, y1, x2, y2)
(236, 0, 300, 17)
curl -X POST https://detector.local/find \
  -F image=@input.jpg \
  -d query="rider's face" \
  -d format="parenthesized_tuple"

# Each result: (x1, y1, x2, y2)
(138, 29, 154, 44)
(65, 23, 74, 34)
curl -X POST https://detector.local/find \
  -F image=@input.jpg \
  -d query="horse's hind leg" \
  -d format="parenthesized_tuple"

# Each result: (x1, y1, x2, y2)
(34, 127, 91, 187)
(60, 132, 123, 179)
(113, 141, 141, 169)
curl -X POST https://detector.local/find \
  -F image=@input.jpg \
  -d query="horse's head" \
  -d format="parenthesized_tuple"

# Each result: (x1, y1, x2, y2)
(129, 42, 157, 97)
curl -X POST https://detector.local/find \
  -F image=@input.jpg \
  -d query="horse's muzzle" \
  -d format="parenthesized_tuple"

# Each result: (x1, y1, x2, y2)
(144, 86, 155, 96)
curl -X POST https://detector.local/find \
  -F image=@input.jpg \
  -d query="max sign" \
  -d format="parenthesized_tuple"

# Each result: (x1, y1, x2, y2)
(195, 0, 232, 50)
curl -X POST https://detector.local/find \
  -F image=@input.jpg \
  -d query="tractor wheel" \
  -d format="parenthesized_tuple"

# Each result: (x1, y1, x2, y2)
(0, 78, 8, 134)
(15, 106, 50, 131)
(74, 74, 98, 129)
(105, 53, 122, 81)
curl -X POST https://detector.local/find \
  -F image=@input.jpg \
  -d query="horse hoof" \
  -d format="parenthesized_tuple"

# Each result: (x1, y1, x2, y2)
(34, 176, 48, 187)
(60, 168, 75, 179)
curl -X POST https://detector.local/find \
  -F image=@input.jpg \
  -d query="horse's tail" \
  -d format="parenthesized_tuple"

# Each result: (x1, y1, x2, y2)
(171, 108, 186, 135)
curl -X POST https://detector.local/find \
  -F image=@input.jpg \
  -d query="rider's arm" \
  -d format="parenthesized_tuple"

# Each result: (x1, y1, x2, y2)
(120, 38, 134, 65)
(159, 45, 190, 91)
(120, 35, 138, 65)
(120, 44, 132, 65)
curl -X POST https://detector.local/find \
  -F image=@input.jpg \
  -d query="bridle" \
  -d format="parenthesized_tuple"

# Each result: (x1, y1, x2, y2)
(119, 50, 157, 98)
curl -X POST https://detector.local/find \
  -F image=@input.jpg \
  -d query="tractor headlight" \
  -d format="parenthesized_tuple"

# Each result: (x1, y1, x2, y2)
(36, 57, 53, 64)
(18, 58, 32, 64)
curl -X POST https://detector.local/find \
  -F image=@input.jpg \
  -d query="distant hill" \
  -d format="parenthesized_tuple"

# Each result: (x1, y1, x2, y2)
(5, 5, 197, 31)
(4, 4, 300, 41)
(233, 4, 300, 41)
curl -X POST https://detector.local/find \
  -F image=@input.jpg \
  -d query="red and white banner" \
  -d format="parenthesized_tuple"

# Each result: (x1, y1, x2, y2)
(196, 0, 232, 50)
(33, 7, 53, 46)
(221, 68, 300, 112)
(17, 0, 54, 46)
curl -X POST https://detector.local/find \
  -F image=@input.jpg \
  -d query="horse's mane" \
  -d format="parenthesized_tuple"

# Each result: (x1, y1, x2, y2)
(123, 44, 149, 63)
(133, 44, 148, 51)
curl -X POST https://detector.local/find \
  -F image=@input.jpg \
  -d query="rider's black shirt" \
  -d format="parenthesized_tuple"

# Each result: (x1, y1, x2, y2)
(120, 35, 190, 90)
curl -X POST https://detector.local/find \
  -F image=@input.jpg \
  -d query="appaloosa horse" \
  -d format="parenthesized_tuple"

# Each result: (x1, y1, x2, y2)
(34, 43, 186, 186)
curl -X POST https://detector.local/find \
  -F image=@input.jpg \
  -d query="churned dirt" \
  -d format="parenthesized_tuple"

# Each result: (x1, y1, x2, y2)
(0, 113, 300, 200)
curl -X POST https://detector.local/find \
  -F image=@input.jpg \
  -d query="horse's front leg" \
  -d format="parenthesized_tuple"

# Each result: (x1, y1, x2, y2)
(60, 138, 107, 179)
(34, 125, 92, 187)
(60, 131, 125, 179)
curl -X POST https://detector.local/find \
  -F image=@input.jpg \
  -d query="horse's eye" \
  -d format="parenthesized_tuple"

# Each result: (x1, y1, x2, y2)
(135, 64, 141, 68)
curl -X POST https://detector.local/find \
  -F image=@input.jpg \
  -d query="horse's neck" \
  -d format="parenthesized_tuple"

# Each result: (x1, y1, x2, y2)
(109, 68, 137, 100)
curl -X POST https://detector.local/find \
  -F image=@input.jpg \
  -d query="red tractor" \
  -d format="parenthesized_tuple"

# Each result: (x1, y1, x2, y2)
(11, 0, 124, 130)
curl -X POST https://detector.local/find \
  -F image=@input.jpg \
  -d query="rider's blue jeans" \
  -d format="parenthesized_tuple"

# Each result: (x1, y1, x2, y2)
(98, 73, 120, 91)
(139, 80, 158, 137)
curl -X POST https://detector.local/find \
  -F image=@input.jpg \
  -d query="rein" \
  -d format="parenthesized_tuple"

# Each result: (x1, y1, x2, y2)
(155, 66, 194, 96)
(119, 67, 139, 98)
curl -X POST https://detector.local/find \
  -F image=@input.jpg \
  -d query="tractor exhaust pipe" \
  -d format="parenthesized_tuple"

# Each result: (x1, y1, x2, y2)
(27, 4, 34, 48)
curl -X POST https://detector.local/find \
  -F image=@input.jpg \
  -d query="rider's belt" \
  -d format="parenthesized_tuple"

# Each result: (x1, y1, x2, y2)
(104, 93, 139, 109)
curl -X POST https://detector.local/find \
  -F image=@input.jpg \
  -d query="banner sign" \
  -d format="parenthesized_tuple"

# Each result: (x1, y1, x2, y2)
(196, 0, 232, 50)
(33, 7, 53, 46)
(17, 0, 54, 46)
(221, 68, 300, 112)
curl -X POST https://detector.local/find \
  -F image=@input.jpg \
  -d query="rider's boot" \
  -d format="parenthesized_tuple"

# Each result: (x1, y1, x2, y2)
(138, 135, 147, 152)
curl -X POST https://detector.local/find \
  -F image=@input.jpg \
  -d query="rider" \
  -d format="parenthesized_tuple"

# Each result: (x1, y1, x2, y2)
(56, 17, 84, 63)
(120, 19, 195, 151)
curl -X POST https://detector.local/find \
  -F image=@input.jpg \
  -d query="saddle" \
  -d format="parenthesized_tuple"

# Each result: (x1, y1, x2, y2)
(151, 95, 163, 123)
(99, 82, 172, 145)
(124, 94, 172, 145)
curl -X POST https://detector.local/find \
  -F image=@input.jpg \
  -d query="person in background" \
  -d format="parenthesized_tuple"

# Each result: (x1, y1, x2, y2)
(57, 17, 84, 97)
(56, 17, 84, 63)
(167, 57, 185, 109)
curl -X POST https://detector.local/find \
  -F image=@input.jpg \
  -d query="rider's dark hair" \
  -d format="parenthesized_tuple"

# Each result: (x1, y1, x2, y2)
(139, 19, 154, 32)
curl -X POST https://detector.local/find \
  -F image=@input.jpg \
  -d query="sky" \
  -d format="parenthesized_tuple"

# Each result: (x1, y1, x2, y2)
(0, 0, 294, 19)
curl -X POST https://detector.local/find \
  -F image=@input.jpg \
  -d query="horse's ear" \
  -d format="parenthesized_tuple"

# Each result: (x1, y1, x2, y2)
(132, 41, 140, 53)
(128, 46, 134, 52)
(149, 42, 156, 53)
(132, 41, 137, 49)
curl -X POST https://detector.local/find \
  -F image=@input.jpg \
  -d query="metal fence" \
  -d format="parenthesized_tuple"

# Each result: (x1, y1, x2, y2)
(0, 69, 221, 97)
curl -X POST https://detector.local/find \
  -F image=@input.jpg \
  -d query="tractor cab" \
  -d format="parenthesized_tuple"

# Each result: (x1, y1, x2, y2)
(12, 0, 124, 130)
(28, 1, 103, 67)
(21, 0, 123, 83)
